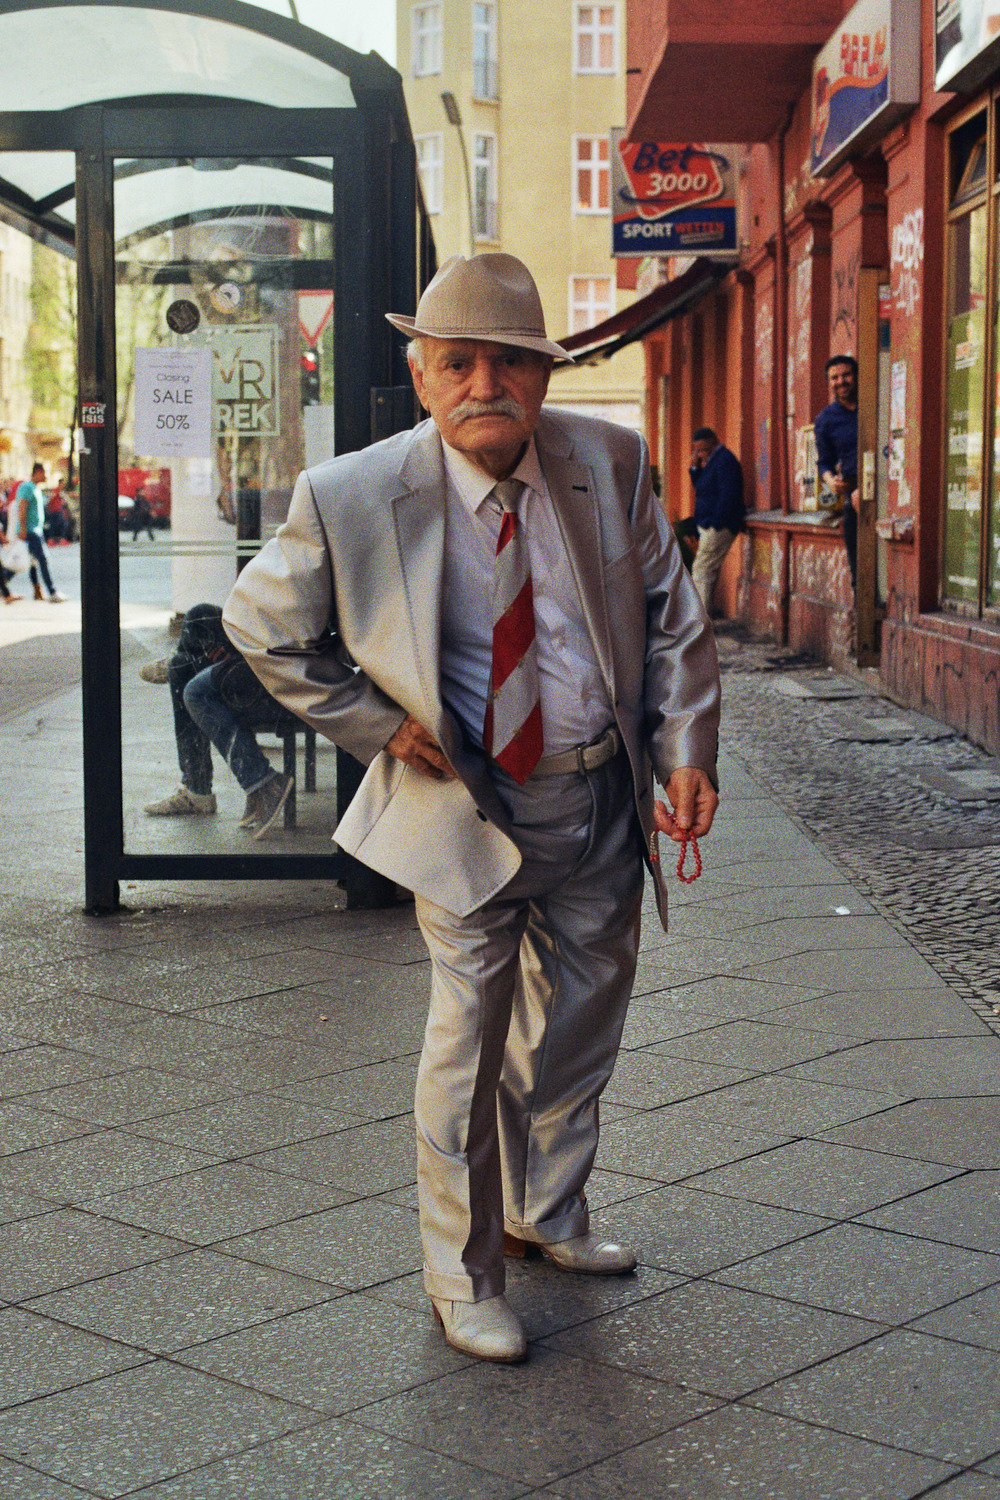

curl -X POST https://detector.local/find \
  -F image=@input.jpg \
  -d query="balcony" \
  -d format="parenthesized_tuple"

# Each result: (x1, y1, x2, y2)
(627, 0, 850, 143)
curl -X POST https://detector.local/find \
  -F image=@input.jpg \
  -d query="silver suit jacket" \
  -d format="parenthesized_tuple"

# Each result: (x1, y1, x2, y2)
(223, 407, 721, 927)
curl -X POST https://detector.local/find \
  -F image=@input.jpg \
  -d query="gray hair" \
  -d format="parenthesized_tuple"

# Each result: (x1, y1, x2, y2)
(406, 338, 425, 369)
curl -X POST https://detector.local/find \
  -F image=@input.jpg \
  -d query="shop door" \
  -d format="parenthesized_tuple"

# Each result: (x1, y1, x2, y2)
(856, 267, 891, 666)
(76, 105, 414, 910)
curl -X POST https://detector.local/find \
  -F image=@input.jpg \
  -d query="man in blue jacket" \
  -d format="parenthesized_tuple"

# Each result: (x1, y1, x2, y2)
(686, 428, 745, 611)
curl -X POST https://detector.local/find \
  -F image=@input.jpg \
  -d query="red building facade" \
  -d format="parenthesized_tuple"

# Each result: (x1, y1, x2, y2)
(625, 0, 1000, 755)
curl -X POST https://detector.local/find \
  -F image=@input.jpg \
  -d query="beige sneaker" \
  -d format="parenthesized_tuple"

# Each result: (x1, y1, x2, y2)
(144, 786, 217, 816)
(139, 657, 171, 684)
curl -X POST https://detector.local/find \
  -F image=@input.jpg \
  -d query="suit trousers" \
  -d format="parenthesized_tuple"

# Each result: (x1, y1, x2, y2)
(413, 746, 644, 1303)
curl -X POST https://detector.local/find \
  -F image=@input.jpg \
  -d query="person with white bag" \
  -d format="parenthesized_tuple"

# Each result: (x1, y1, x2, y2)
(0, 514, 26, 603)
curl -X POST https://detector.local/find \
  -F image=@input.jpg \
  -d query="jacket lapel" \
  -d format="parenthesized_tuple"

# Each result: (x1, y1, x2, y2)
(387, 423, 449, 740)
(535, 421, 616, 694)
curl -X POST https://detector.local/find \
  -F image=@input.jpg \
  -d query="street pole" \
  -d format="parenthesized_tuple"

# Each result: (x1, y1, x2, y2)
(441, 91, 475, 259)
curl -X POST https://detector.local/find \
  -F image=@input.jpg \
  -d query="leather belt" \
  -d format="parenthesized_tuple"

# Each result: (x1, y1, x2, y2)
(529, 725, 621, 778)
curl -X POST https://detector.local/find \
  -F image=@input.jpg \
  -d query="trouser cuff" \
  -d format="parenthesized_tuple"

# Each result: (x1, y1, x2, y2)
(422, 1264, 506, 1303)
(504, 1200, 590, 1246)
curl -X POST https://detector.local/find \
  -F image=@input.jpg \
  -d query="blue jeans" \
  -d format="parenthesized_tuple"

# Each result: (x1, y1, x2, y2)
(26, 531, 56, 595)
(183, 667, 274, 795)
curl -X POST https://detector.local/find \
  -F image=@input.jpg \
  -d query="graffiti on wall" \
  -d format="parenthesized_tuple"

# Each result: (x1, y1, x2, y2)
(832, 248, 860, 345)
(757, 414, 771, 501)
(755, 300, 773, 385)
(891, 208, 924, 317)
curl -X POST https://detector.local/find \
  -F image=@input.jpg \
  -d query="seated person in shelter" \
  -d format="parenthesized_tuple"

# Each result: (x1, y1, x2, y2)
(142, 603, 293, 838)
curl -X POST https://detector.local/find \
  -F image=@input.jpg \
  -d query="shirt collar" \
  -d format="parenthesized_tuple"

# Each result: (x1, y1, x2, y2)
(441, 434, 546, 518)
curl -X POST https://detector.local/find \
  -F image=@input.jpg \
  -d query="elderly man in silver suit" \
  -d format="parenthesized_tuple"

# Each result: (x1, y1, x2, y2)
(224, 253, 721, 1364)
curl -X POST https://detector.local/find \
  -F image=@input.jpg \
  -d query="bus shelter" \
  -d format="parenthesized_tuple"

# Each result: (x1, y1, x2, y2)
(0, 0, 434, 910)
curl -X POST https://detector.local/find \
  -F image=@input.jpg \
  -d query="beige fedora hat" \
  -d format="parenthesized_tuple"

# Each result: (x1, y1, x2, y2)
(386, 253, 572, 360)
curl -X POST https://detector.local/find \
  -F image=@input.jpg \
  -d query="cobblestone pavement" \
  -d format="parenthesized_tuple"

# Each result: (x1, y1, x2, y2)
(714, 623, 1000, 1035)
(1, 608, 999, 1498)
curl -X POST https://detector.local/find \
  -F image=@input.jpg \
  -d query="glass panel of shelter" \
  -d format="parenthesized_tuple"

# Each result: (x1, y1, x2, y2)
(116, 156, 336, 855)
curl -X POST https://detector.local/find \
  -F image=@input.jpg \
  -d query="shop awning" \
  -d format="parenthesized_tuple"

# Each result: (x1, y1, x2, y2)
(559, 258, 729, 363)
(627, 0, 848, 143)
(0, 0, 405, 248)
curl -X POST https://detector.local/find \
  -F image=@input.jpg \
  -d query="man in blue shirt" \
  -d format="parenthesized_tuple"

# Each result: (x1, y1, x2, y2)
(813, 354, 858, 596)
(15, 462, 66, 602)
(686, 427, 745, 612)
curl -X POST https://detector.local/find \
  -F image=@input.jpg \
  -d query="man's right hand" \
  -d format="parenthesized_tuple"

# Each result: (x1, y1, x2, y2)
(385, 714, 454, 780)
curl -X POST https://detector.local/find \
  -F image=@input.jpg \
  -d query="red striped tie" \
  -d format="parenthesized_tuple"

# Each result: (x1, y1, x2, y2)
(482, 479, 543, 783)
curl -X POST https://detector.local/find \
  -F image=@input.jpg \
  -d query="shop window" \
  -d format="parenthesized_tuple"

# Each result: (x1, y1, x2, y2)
(574, 135, 609, 213)
(942, 103, 1000, 612)
(415, 133, 443, 215)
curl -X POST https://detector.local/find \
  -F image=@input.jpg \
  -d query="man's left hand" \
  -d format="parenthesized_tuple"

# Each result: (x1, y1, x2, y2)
(654, 767, 718, 843)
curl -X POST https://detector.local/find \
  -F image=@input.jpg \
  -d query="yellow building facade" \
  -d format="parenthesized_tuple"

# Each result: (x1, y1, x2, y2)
(397, 0, 644, 425)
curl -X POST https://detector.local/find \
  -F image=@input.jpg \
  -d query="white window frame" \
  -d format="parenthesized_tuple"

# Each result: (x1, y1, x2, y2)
(412, 2, 443, 77)
(573, 3, 617, 74)
(569, 274, 613, 334)
(415, 133, 443, 215)
(473, 132, 499, 242)
(472, 1, 499, 100)
(573, 134, 610, 214)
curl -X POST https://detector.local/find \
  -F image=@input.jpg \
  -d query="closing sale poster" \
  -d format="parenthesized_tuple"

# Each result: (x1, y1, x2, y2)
(134, 347, 212, 458)
(611, 130, 739, 258)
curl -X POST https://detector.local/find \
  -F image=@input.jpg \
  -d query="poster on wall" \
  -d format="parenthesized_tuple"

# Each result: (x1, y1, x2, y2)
(943, 308, 985, 602)
(810, 0, 921, 177)
(610, 131, 739, 258)
(936, 0, 1000, 91)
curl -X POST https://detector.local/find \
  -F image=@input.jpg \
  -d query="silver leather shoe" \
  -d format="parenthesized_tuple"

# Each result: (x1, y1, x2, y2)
(504, 1230, 637, 1275)
(430, 1294, 527, 1363)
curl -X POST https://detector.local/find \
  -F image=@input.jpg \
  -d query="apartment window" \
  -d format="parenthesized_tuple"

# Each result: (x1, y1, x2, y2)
(412, 3, 442, 76)
(473, 133, 498, 241)
(415, 133, 443, 214)
(569, 275, 613, 333)
(473, 2, 499, 100)
(942, 99, 1000, 613)
(574, 4, 616, 74)
(574, 135, 609, 213)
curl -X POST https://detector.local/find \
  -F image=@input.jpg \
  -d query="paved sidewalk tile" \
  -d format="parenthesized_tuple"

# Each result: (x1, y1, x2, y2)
(88, 1161, 351, 1245)
(688, 1137, 963, 1219)
(25, 1247, 337, 1353)
(750, 1328, 1000, 1466)
(0, 1363, 310, 1496)
(714, 1222, 1000, 1323)
(124, 1419, 530, 1498)
(356, 1345, 715, 1487)
(540, 1404, 955, 1497)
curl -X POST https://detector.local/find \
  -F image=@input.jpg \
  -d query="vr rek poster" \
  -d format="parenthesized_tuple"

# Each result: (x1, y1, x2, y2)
(610, 133, 739, 259)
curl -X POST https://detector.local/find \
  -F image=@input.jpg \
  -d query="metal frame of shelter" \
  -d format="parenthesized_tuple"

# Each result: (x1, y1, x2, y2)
(0, 0, 435, 911)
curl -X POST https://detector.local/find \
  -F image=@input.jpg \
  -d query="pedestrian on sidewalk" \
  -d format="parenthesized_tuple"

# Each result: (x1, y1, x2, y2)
(142, 603, 293, 838)
(684, 427, 745, 613)
(224, 253, 721, 1366)
(14, 464, 67, 602)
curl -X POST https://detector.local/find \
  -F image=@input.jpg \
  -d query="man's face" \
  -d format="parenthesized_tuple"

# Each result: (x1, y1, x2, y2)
(691, 438, 716, 468)
(410, 338, 551, 478)
(32, 465, 45, 483)
(827, 361, 856, 407)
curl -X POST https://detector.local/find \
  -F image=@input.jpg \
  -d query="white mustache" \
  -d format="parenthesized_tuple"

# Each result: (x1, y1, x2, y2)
(448, 397, 526, 424)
